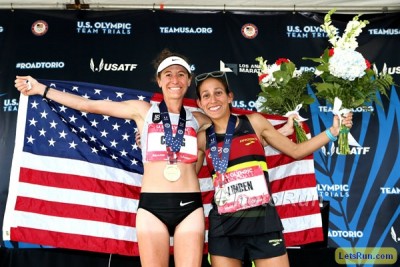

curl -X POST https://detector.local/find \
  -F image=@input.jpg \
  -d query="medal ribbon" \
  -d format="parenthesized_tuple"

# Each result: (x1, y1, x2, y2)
(207, 114, 237, 184)
(159, 100, 187, 164)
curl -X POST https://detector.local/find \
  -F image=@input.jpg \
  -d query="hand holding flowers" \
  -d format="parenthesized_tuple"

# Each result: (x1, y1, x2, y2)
(255, 57, 314, 143)
(304, 8, 394, 154)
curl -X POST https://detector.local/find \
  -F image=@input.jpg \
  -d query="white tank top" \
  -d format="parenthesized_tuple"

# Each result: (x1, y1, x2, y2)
(141, 103, 199, 163)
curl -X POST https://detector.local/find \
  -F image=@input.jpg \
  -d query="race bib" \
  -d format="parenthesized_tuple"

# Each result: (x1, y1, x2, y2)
(214, 165, 271, 214)
(146, 123, 197, 163)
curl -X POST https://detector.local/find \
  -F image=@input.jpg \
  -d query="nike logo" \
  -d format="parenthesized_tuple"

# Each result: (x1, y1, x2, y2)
(180, 200, 194, 207)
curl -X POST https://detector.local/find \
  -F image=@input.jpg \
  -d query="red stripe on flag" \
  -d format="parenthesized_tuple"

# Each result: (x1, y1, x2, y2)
(266, 153, 313, 168)
(201, 191, 214, 204)
(270, 173, 317, 192)
(275, 200, 321, 219)
(11, 227, 138, 256)
(284, 228, 324, 247)
(197, 166, 212, 178)
(204, 217, 210, 231)
(19, 168, 141, 199)
(15, 197, 136, 227)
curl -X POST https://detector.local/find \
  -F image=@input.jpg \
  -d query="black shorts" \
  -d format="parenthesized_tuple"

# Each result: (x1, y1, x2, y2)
(208, 231, 287, 261)
(138, 192, 203, 236)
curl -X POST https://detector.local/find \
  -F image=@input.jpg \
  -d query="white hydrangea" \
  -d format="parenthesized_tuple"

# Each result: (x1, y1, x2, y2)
(329, 48, 367, 80)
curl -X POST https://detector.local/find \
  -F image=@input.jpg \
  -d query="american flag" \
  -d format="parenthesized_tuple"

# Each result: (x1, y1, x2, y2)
(3, 80, 322, 256)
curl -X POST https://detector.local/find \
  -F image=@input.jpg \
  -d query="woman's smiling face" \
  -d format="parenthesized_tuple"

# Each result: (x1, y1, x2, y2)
(196, 77, 233, 119)
(157, 65, 191, 99)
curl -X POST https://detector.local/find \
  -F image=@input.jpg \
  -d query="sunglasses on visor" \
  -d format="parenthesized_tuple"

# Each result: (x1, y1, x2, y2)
(194, 71, 228, 87)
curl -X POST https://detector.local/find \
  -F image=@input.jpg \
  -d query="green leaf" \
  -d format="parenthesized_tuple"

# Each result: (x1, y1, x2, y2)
(302, 56, 324, 64)
(352, 99, 365, 107)
(301, 95, 315, 105)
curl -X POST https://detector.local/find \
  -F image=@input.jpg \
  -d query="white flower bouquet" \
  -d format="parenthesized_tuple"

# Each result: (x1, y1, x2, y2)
(304, 8, 394, 154)
(255, 57, 314, 143)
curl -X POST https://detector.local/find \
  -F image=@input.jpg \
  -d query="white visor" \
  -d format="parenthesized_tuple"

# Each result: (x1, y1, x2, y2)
(156, 56, 191, 74)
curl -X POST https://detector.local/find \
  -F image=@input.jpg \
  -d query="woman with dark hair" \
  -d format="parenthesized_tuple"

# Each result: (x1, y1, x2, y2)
(195, 71, 352, 267)
(15, 49, 211, 267)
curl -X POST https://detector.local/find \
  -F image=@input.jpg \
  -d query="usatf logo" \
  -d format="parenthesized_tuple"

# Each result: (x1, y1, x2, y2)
(90, 58, 138, 72)
(31, 20, 48, 36)
(321, 143, 371, 156)
(241, 23, 258, 39)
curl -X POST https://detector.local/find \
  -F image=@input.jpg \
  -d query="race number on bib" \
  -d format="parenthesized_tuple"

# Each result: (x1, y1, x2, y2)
(215, 165, 271, 214)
